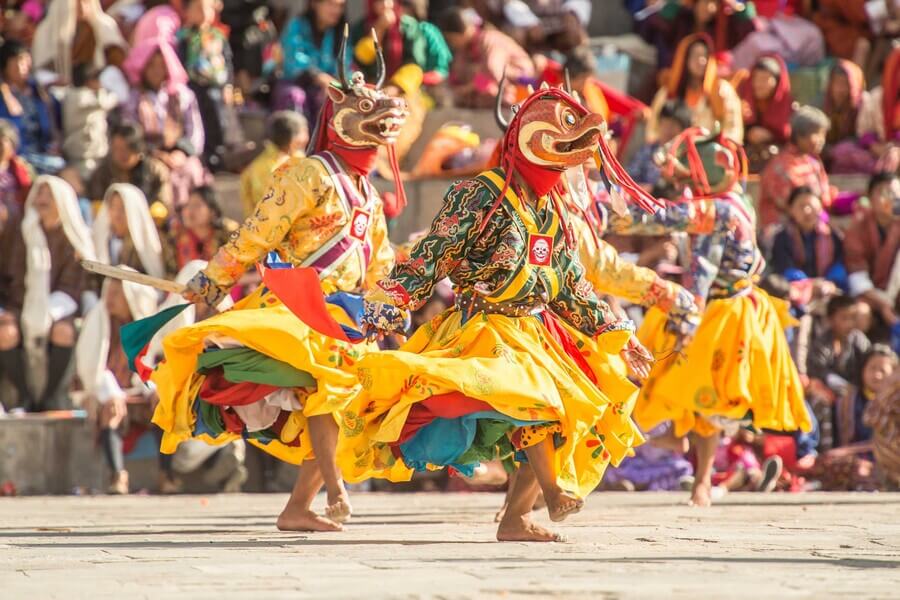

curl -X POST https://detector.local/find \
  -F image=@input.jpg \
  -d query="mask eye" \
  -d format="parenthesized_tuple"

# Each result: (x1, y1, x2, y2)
(359, 98, 374, 112)
(563, 111, 577, 128)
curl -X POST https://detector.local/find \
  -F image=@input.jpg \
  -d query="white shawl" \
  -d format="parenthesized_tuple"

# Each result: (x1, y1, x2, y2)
(32, 0, 129, 83)
(92, 183, 165, 279)
(75, 267, 158, 399)
(20, 175, 96, 347)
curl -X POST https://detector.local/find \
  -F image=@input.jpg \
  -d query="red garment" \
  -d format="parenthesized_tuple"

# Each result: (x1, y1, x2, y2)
(219, 406, 245, 434)
(758, 145, 833, 228)
(539, 310, 598, 385)
(882, 47, 900, 142)
(825, 60, 865, 144)
(199, 367, 280, 406)
(365, 0, 403, 77)
(738, 54, 793, 144)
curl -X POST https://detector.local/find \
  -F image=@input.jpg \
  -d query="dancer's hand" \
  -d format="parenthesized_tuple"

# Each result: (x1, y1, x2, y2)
(361, 299, 409, 340)
(622, 335, 654, 380)
(663, 286, 700, 349)
(183, 271, 228, 307)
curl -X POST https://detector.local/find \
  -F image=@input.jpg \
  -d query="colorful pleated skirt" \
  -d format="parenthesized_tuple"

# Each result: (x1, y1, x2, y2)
(151, 286, 380, 466)
(337, 308, 643, 499)
(635, 288, 812, 438)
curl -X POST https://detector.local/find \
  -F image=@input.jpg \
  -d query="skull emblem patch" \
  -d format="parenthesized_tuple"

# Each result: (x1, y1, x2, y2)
(349, 208, 371, 242)
(528, 234, 553, 267)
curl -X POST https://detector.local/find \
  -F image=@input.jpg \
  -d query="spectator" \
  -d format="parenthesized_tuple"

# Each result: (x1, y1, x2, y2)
(758, 106, 834, 229)
(76, 275, 159, 494)
(30, 0, 128, 85)
(351, 0, 452, 86)
(645, 33, 743, 145)
(639, 0, 756, 71)
(628, 100, 692, 188)
(439, 7, 534, 109)
(0, 40, 64, 173)
(602, 423, 694, 491)
(864, 366, 900, 489)
(823, 60, 872, 174)
(87, 121, 173, 211)
(0, 118, 33, 212)
(812, 0, 876, 66)
(491, 0, 591, 56)
(239, 110, 307, 218)
(121, 36, 206, 207)
(737, 54, 793, 173)
(177, 0, 238, 170)
(163, 185, 235, 273)
(132, 0, 182, 47)
(220, 0, 279, 96)
(61, 63, 118, 181)
(807, 295, 873, 449)
(729, 1, 825, 71)
(2, 176, 95, 412)
(769, 186, 845, 285)
(275, 0, 347, 120)
(845, 171, 900, 337)
(91, 182, 166, 278)
(854, 46, 900, 174)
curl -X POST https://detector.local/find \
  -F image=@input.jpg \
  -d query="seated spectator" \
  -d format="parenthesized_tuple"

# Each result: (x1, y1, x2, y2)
(121, 36, 206, 207)
(352, 0, 452, 87)
(758, 106, 834, 229)
(0, 40, 64, 174)
(628, 100, 692, 189)
(240, 111, 307, 218)
(92, 183, 166, 279)
(163, 185, 235, 274)
(807, 295, 873, 447)
(812, 0, 876, 66)
(729, 1, 824, 71)
(439, 7, 534, 109)
(602, 423, 694, 491)
(737, 54, 793, 173)
(220, 0, 279, 97)
(769, 186, 845, 286)
(490, 0, 591, 56)
(854, 47, 900, 174)
(810, 345, 898, 490)
(1, 176, 95, 412)
(132, 0, 183, 47)
(76, 275, 159, 494)
(845, 171, 900, 338)
(638, 0, 756, 71)
(87, 121, 173, 212)
(30, 0, 128, 85)
(275, 0, 346, 120)
(177, 0, 239, 170)
(0, 118, 33, 212)
(61, 64, 118, 181)
(646, 33, 743, 145)
(823, 60, 873, 174)
(864, 366, 900, 489)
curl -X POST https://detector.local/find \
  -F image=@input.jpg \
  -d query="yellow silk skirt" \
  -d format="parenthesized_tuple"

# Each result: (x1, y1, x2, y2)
(151, 286, 377, 465)
(337, 308, 642, 498)
(635, 288, 811, 438)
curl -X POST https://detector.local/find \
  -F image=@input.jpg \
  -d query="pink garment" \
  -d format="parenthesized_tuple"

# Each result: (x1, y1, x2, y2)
(131, 6, 182, 47)
(122, 37, 188, 89)
(714, 437, 762, 473)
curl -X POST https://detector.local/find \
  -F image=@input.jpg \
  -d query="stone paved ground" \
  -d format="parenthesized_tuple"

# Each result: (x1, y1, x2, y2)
(0, 492, 898, 599)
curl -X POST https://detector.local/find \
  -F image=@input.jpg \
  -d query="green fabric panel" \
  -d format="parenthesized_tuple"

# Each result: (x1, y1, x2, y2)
(454, 419, 517, 465)
(196, 347, 317, 388)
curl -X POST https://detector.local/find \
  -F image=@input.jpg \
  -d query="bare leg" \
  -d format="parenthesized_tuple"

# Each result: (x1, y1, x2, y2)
(308, 414, 352, 522)
(690, 431, 720, 507)
(276, 459, 342, 532)
(522, 436, 583, 522)
(496, 465, 565, 542)
(494, 468, 518, 522)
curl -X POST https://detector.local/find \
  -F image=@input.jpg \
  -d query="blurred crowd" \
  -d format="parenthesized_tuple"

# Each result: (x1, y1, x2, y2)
(0, 0, 897, 495)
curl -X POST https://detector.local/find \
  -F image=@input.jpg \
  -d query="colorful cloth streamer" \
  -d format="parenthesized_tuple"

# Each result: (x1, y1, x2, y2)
(196, 347, 317, 388)
(120, 303, 192, 381)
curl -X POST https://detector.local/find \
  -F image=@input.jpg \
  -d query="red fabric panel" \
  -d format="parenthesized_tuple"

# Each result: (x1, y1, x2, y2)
(394, 392, 494, 445)
(199, 368, 279, 407)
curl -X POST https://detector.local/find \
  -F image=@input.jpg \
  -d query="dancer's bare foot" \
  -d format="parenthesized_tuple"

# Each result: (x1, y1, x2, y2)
(497, 514, 566, 542)
(545, 490, 583, 522)
(325, 495, 353, 524)
(276, 507, 342, 532)
(494, 503, 508, 523)
(689, 480, 712, 507)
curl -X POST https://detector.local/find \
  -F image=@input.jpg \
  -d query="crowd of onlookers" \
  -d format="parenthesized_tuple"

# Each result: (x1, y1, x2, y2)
(0, 0, 896, 495)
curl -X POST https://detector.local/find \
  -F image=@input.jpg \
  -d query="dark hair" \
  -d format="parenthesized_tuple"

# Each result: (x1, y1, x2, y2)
(110, 121, 147, 154)
(787, 185, 818, 207)
(759, 273, 790, 300)
(0, 40, 29, 72)
(790, 106, 830, 144)
(677, 39, 710, 100)
(72, 63, 101, 88)
(659, 100, 693, 130)
(564, 47, 597, 80)
(305, 0, 347, 44)
(867, 171, 898, 195)
(187, 185, 223, 225)
(438, 7, 468, 35)
(268, 111, 308, 151)
(826, 294, 857, 318)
